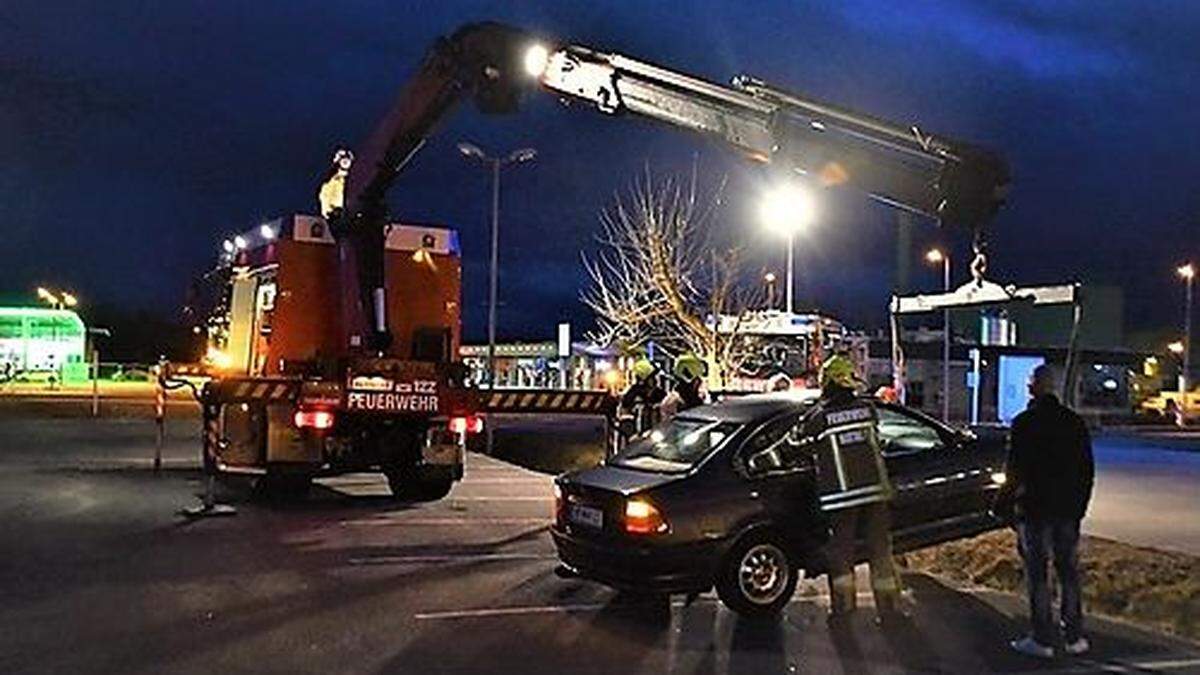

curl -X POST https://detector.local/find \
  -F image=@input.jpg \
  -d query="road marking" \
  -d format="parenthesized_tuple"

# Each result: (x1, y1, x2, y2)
(447, 496, 552, 502)
(340, 517, 550, 527)
(414, 593, 884, 621)
(349, 553, 555, 565)
(461, 478, 550, 484)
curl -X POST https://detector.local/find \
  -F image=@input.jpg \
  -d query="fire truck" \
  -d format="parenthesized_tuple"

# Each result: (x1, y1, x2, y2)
(196, 21, 1008, 501)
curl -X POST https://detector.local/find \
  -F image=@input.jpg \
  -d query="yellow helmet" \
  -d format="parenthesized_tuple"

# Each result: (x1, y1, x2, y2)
(674, 354, 706, 381)
(821, 355, 858, 390)
(632, 359, 655, 382)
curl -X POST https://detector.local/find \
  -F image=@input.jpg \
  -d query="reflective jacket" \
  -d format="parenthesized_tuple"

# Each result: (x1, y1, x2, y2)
(800, 390, 893, 512)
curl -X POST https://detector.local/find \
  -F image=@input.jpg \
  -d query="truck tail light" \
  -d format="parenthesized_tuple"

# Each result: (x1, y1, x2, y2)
(294, 409, 335, 430)
(624, 497, 668, 535)
(449, 415, 484, 435)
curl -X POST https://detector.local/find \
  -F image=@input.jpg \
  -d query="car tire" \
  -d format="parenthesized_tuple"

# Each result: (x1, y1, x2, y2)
(716, 531, 797, 619)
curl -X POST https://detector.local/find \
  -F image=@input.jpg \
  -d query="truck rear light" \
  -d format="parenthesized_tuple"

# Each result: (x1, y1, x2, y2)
(624, 497, 668, 535)
(294, 409, 335, 430)
(448, 415, 484, 435)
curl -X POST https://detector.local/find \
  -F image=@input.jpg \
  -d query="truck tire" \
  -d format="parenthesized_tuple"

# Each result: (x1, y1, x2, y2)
(257, 472, 312, 501)
(715, 531, 797, 619)
(385, 467, 453, 502)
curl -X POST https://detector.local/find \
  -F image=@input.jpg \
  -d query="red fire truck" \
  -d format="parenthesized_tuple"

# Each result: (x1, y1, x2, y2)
(202, 214, 475, 500)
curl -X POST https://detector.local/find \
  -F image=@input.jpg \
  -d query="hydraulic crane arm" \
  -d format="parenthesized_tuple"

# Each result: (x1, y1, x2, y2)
(332, 22, 1010, 356)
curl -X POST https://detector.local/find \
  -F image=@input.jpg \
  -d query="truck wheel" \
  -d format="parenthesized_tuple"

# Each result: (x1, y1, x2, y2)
(257, 473, 311, 501)
(715, 531, 797, 619)
(386, 468, 453, 502)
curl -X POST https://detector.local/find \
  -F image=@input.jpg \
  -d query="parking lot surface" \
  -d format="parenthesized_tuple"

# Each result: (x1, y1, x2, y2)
(1, 416, 1197, 674)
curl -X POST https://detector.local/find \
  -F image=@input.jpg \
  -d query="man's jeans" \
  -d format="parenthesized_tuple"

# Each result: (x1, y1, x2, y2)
(1017, 518, 1083, 644)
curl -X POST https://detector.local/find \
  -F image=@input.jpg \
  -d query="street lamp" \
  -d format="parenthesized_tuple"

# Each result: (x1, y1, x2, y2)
(36, 287, 77, 310)
(458, 141, 537, 388)
(763, 272, 777, 309)
(759, 182, 815, 314)
(926, 248, 951, 420)
(1179, 263, 1194, 394)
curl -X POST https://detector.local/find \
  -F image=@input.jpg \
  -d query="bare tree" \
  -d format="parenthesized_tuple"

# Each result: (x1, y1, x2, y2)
(581, 169, 762, 386)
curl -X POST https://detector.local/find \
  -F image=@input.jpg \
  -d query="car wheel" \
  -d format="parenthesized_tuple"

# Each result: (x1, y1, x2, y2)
(716, 531, 797, 618)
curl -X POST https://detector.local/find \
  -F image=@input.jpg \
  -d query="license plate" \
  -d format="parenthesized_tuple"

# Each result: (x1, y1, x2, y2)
(568, 504, 603, 529)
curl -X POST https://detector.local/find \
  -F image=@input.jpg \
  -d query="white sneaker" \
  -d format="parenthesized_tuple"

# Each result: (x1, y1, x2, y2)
(1010, 636, 1054, 659)
(1064, 637, 1090, 655)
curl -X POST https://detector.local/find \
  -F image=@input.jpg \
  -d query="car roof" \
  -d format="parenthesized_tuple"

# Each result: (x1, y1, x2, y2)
(678, 392, 816, 424)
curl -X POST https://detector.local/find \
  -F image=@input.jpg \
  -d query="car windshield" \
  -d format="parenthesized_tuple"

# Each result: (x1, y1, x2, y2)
(612, 418, 741, 473)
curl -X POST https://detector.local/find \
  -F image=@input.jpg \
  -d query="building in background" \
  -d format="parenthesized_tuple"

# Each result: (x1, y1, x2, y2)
(460, 340, 620, 390)
(0, 307, 89, 383)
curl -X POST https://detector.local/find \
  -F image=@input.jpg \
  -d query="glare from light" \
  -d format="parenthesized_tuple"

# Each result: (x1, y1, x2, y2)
(222, 239, 235, 254)
(764, 272, 776, 283)
(1102, 378, 1118, 391)
(649, 430, 665, 444)
(682, 431, 701, 446)
(990, 471, 1007, 486)
(233, 235, 248, 250)
(760, 183, 815, 236)
(625, 499, 654, 519)
(925, 248, 945, 264)
(523, 43, 550, 78)
(1168, 341, 1185, 355)
(1178, 263, 1195, 280)
(205, 346, 233, 369)
(259, 224, 276, 240)
(457, 141, 485, 159)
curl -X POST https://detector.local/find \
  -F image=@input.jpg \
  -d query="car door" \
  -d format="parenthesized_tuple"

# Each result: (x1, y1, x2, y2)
(877, 404, 995, 551)
(736, 413, 826, 560)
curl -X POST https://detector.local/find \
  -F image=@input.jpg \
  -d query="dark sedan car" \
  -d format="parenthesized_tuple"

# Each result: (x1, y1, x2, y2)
(551, 392, 1008, 617)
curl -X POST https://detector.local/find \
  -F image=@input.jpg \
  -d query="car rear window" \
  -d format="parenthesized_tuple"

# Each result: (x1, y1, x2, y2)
(612, 418, 741, 473)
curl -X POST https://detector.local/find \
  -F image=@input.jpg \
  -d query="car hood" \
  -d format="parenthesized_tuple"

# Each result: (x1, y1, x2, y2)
(559, 464, 687, 497)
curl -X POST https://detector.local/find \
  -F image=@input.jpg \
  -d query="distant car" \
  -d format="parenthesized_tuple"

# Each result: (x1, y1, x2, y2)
(551, 393, 1007, 617)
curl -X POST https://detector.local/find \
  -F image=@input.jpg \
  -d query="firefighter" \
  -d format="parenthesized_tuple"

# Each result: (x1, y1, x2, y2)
(659, 353, 707, 419)
(799, 355, 903, 624)
(620, 358, 666, 434)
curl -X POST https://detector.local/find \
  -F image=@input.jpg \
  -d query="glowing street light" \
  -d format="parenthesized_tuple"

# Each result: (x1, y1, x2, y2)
(523, 43, 550, 79)
(1178, 262, 1194, 396)
(1168, 341, 1185, 355)
(763, 272, 778, 309)
(259, 223, 277, 240)
(36, 287, 77, 310)
(925, 247, 952, 421)
(760, 182, 815, 314)
(61, 292, 78, 308)
(233, 235, 248, 250)
(222, 239, 235, 254)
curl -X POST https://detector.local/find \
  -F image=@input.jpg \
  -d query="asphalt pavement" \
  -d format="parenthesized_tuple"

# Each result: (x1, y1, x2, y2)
(0, 416, 1197, 674)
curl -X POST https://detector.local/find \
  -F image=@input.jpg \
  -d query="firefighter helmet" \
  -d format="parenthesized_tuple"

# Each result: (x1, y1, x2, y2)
(674, 354, 706, 382)
(821, 355, 858, 390)
(632, 359, 655, 382)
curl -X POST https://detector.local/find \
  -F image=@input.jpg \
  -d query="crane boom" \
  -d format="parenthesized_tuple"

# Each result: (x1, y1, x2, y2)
(331, 22, 1010, 355)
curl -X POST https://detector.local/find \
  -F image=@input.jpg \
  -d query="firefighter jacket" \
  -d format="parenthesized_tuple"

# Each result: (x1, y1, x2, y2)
(799, 392, 894, 512)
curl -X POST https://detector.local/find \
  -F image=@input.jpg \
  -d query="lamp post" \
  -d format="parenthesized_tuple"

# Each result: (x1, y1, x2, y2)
(457, 142, 537, 388)
(1179, 263, 1195, 395)
(760, 183, 815, 315)
(763, 272, 777, 310)
(926, 248, 951, 421)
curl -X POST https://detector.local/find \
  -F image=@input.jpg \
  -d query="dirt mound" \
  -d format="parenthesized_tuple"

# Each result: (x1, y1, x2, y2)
(905, 530, 1200, 642)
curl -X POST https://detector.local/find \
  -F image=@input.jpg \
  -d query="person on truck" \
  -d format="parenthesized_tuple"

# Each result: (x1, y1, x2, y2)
(799, 355, 903, 625)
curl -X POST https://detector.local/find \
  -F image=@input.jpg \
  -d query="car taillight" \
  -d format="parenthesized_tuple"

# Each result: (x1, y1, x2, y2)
(449, 415, 484, 435)
(624, 497, 668, 535)
(294, 409, 335, 430)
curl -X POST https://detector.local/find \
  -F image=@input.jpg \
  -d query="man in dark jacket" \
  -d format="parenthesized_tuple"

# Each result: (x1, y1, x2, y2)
(1006, 364, 1095, 658)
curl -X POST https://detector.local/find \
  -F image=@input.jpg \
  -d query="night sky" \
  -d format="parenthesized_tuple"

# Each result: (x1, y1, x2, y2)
(3, 1, 1198, 344)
